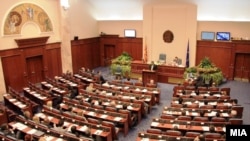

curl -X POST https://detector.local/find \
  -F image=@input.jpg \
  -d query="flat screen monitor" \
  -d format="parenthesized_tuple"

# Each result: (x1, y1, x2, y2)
(216, 32, 231, 41)
(201, 31, 215, 40)
(124, 29, 136, 37)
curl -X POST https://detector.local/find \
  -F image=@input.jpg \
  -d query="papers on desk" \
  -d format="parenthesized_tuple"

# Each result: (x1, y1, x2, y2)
(127, 105, 133, 110)
(199, 102, 205, 106)
(95, 130, 103, 135)
(223, 103, 232, 106)
(116, 105, 123, 109)
(55, 138, 63, 141)
(172, 124, 180, 128)
(45, 136, 54, 141)
(222, 113, 229, 117)
(106, 93, 112, 96)
(63, 121, 70, 127)
(47, 116, 53, 121)
(174, 101, 179, 104)
(124, 86, 129, 89)
(214, 94, 221, 97)
(79, 125, 89, 132)
(202, 126, 209, 131)
(36, 113, 46, 118)
(207, 111, 217, 116)
(27, 129, 37, 134)
(141, 138, 149, 141)
(185, 101, 192, 105)
(123, 96, 130, 99)
(114, 117, 122, 121)
(34, 93, 40, 97)
(60, 90, 66, 93)
(130, 97, 136, 100)
(18, 104, 27, 108)
(102, 83, 109, 87)
(103, 102, 109, 106)
(116, 86, 122, 89)
(88, 112, 95, 116)
(13, 122, 27, 130)
(191, 93, 196, 96)
(135, 88, 141, 91)
(142, 89, 147, 92)
(151, 122, 159, 126)
(153, 90, 158, 94)
(23, 87, 30, 90)
(3, 94, 9, 97)
(101, 115, 108, 118)
(223, 127, 226, 132)
(9, 98, 16, 102)
(191, 112, 198, 116)
(208, 102, 217, 105)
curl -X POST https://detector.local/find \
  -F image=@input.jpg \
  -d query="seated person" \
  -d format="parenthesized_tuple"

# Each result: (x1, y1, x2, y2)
(86, 83, 95, 92)
(146, 79, 157, 88)
(194, 72, 205, 89)
(0, 123, 16, 137)
(97, 71, 106, 84)
(194, 134, 205, 141)
(24, 134, 33, 141)
(149, 61, 157, 71)
(68, 86, 78, 99)
(134, 77, 143, 86)
(23, 110, 32, 120)
(230, 109, 238, 118)
(32, 114, 40, 124)
(52, 119, 68, 133)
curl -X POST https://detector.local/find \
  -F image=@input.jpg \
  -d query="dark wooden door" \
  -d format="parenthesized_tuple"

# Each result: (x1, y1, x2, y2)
(26, 56, 44, 83)
(104, 45, 115, 66)
(234, 53, 250, 82)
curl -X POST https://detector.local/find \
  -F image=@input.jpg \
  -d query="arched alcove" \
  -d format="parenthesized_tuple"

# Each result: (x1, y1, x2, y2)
(3, 3, 53, 36)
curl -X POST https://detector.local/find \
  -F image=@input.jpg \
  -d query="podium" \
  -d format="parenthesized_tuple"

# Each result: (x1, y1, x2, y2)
(142, 70, 158, 85)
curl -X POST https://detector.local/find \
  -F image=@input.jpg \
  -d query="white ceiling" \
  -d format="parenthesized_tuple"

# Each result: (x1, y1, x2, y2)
(86, 0, 250, 21)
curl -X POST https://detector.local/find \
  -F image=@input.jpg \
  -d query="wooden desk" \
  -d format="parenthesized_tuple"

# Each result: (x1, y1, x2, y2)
(150, 118, 227, 133)
(142, 70, 158, 85)
(131, 60, 185, 84)
(39, 108, 112, 141)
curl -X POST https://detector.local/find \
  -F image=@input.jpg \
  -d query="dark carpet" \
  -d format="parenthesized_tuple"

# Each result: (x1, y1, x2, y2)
(94, 67, 250, 141)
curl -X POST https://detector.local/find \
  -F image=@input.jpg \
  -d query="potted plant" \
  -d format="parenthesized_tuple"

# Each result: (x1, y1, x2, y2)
(184, 57, 223, 86)
(111, 52, 132, 77)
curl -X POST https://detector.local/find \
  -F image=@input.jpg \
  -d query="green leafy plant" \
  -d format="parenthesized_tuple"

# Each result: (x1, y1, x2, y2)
(184, 57, 224, 86)
(111, 52, 132, 77)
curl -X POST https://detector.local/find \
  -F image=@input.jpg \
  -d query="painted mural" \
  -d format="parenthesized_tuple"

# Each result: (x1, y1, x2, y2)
(4, 3, 53, 35)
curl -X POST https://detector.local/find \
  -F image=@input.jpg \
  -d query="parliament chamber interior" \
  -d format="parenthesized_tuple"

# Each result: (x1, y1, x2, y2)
(0, 0, 250, 141)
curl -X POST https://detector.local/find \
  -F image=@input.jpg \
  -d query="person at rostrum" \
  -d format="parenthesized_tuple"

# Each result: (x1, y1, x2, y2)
(149, 61, 157, 71)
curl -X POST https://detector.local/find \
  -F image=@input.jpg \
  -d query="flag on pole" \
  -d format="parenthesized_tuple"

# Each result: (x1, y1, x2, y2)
(186, 40, 190, 68)
(144, 44, 148, 63)
(143, 37, 148, 63)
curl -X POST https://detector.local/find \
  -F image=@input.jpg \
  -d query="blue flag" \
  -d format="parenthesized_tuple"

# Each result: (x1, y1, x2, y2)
(186, 40, 190, 67)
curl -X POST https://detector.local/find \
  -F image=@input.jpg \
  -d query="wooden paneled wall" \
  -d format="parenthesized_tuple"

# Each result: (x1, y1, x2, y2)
(0, 37, 62, 91)
(196, 40, 250, 81)
(71, 37, 100, 73)
(71, 35, 143, 73)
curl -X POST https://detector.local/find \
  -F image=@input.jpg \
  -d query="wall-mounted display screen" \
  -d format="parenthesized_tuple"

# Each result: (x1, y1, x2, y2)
(201, 31, 215, 40)
(216, 32, 231, 41)
(124, 29, 136, 37)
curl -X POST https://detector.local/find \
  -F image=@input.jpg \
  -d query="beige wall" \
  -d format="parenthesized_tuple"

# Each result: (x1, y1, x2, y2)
(0, 0, 61, 99)
(0, 0, 98, 97)
(197, 21, 250, 40)
(97, 20, 143, 37)
(143, 3, 197, 66)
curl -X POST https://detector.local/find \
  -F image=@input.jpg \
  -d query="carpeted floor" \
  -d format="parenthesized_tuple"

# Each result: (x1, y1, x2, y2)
(94, 67, 250, 141)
